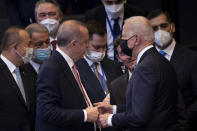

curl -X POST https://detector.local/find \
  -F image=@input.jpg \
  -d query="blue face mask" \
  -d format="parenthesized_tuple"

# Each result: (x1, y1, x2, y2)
(33, 47, 51, 63)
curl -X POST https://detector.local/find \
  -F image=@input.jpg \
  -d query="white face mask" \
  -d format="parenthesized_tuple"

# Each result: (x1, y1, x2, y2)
(154, 30, 172, 47)
(16, 48, 33, 64)
(86, 50, 106, 62)
(104, 3, 124, 18)
(154, 24, 173, 47)
(40, 18, 59, 35)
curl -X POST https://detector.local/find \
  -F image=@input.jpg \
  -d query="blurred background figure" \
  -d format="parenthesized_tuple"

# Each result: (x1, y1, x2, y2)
(85, 0, 147, 60)
(35, 0, 63, 51)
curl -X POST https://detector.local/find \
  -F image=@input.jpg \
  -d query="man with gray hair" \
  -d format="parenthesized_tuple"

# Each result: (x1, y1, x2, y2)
(24, 23, 51, 74)
(35, 0, 63, 50)
(0, 27, 35, 131)
(36, 20, 99, 131)
(96, 16, 179, 131)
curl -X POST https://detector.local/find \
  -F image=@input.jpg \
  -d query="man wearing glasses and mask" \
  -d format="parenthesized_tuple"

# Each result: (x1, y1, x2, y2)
(85, 0, 146, 60)
(35, 0, 63, 51)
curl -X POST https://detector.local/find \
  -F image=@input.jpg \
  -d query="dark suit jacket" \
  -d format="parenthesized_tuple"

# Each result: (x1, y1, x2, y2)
(0, 58, 35, 131)
(5, 0, 37, 27)
(109, 73, 129, 105)
(36, 51, 94, 131)
(110, 71, 188, 131)
(111, 47, 179, 131)
(84, 4, 147, 25)
(20, 62, 38, 131)
(75, 57, 123, 104)
(170, 44, 197, 130)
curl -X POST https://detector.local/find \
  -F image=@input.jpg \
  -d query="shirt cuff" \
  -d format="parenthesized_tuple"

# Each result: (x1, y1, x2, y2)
(83, 109, 87, 122)
(113, 105, 117, 114)
(107, 114, 113, 126)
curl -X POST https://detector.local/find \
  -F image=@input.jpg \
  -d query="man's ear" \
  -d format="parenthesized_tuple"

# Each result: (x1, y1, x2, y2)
(171, 22, 176, 33)
(134, 34, 140, 46)
(68, 40, 77, 49)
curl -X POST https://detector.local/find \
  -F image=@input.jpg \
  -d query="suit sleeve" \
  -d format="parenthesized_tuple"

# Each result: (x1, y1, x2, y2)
(187, 56, 197, 121)
(5, 0, 23, 26)
(36, 64, 84, 128)
(111, 65, 157, 128)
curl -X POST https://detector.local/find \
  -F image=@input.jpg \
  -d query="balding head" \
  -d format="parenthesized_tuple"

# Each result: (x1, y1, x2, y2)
(57, 20, 89, 62)
(57, 20, 88, 47)
(122, 16, 154, 42)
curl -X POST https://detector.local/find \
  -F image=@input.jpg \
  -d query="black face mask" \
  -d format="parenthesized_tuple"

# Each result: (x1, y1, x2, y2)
(119, 39, 133, 56)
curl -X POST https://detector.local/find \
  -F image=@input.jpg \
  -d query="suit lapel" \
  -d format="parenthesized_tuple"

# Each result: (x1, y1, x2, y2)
(20, 63, 37, 111)
(53, 51, 87, 106)
(78, 59, 106, 98)
(0, 58, 27, 108)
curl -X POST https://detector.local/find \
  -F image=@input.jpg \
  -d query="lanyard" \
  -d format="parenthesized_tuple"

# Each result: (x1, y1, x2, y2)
(100, 66, 107, 95)
(106, 14, 124, 40)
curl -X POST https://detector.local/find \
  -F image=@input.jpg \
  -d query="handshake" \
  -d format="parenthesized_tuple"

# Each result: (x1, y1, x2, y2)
(85, 98, 113, 128)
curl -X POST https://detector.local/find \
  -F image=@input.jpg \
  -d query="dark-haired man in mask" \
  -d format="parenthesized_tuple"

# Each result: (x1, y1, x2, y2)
(85, 0, 146, 60)
(76, 21, 123, 104)
(148, 9, 197, 131)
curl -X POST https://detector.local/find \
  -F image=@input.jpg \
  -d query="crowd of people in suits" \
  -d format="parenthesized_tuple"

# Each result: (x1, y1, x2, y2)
(1, 0, 197, 131)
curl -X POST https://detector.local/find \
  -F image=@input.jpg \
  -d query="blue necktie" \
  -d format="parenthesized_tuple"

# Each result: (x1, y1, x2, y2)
(14, 67, 26, 103)
(113, 17, 120, 39)
(159, 50, 167, 57)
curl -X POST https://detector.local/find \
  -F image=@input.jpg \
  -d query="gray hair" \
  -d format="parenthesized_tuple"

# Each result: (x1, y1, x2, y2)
(57, 20, 87, 46)
(0, 27, 23, 52)
(125, 16, 154, 42)
(35, 0, 62, 19)
(25, 23, 49, 38)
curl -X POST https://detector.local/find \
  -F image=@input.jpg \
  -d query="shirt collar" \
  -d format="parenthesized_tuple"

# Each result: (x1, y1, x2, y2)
(56, 47, 74, 69)
(0, 54, 16, 73)
(50, 36, 57, 42)
(29, 60, 40, 73)
(137, 45, 154, 64)
(155, 39, 176, 58)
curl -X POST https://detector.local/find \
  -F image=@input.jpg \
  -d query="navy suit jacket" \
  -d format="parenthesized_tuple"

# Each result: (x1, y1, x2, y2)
(170, 44, 197, 130)
(109, 73, 129, 105)
(75, 58, 123, 104)
(36, 51, 94, 131)
(112, 47, 179, 131)
(0, 58, 35, 131)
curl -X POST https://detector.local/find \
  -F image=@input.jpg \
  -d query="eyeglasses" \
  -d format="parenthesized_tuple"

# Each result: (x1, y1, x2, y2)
(122, 34, 136, 42)
(38, 12, 57, 18)
(152, 23, 169, 31)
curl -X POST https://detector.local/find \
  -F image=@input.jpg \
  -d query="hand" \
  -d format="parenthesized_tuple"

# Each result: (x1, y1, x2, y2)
(86, 106, 99, 122)
(103, 96, 110, 104)
(98, 113, 111, 128)
(94, 102, 113, 114)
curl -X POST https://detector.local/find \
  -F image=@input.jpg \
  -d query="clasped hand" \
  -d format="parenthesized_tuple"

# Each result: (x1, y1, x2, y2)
(86, 102, 113, 128)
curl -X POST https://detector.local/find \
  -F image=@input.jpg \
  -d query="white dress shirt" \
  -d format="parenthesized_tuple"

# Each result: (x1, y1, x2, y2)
(56, 47, 88, 122)
(106, 9, 124, 60)
(29, 60, 40, 73)
(155, 39, 176, 61)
